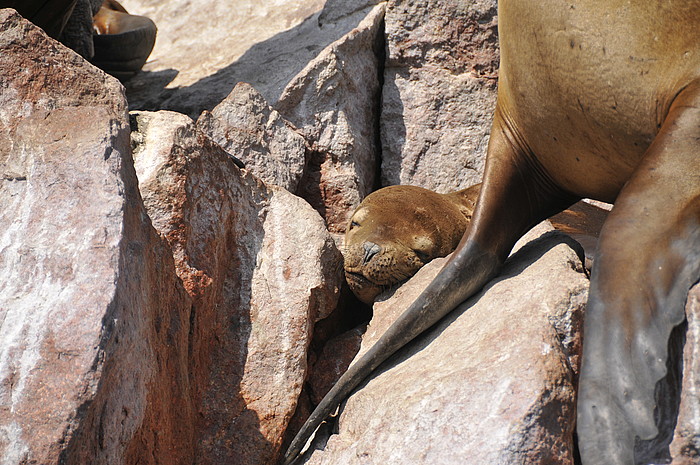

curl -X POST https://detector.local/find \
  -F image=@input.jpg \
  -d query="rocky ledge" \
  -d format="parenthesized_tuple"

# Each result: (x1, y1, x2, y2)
(1, 1, 698, 465)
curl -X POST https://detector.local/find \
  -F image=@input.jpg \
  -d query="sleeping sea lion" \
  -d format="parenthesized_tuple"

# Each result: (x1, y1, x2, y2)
(344, 184, 479, 304)
(285, 1, 700, 464)
(344, 183, 608, 304)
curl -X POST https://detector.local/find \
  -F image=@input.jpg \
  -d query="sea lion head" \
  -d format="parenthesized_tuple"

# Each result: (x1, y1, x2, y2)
(343, 185, 477, 304)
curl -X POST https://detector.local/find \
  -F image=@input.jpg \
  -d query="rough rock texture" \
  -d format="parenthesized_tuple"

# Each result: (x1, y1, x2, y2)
(306, 327, 366, 407)
(381, 0, 499, 192)
(304, 225, 589, 465)
(0, 11, 193, 465)
(122, 0, 383, 118)
(275, 2, 385, 238)
(197, 82, 307, 193)
(669, 284, 700, 464)
(130, 110, 343, 465)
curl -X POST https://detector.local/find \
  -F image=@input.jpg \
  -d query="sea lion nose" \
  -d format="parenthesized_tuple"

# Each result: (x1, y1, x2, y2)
(362, 241, 382, 264)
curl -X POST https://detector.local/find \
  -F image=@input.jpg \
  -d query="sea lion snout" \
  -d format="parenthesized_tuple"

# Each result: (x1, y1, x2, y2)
(362, 241, 382, 264)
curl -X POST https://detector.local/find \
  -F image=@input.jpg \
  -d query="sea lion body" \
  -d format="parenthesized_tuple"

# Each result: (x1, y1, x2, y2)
(498, 0, 699, 202)
(286, 2, 700, 464)
(344, 184, 479, 304)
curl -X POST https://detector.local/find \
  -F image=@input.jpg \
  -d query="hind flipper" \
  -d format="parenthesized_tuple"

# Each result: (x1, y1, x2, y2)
(577, 81, 700, 464)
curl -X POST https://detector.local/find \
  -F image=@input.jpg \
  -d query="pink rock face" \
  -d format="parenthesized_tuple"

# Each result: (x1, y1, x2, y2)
(381, 0, 499, 193)
(130, 110, 342, 465)
(197, 82, 307, 194)
(0, 10, 193, 465)
(304, 226, 589, 464)
(669, 284, 700, 464)
(275, 3, 386, 239)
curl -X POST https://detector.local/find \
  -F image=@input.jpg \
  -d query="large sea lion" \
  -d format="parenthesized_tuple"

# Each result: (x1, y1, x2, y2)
(285, 1, 700, 464)
(344, 184, 480, 304)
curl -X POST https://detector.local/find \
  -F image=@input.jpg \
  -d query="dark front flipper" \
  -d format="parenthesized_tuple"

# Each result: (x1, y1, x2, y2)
(282, 106, 577, 464)
(577, 81, 700, 464)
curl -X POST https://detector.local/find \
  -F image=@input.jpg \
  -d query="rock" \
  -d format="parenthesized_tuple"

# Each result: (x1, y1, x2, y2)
(196, 82, 307, 193)
(669, 283, 700, 464)
(275, 2, 386, 238)
(303, 225, 589, 464)
(0, 10, 193, 465)
(307, 327, 366, 406)
(121, 0, 381, 118)
(130, 110, 343, 464)
(380, 0, 499, 192)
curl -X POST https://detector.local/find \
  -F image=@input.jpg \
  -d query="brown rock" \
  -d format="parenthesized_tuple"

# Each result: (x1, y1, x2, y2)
(307, 327, 366, 406)
(275, 3, 386, 238)
(130, 110, 343, 465)
(0, 10, 193, 465)
(669, 283, 700, 464)
(380, 0, 499, 192)
(197, 82, 307, 193)
(304, 225, 589, 464)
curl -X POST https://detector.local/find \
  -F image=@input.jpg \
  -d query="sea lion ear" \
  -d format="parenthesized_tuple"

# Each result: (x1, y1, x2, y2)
(577, 80, 700, 464)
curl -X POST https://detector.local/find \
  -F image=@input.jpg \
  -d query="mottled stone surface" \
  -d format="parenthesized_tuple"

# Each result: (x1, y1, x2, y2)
(380, 0, 499, 192)
(304, 225, 589, 464)
(275, 3, 385, 238)
(131, 110, 342, 464)
(121, 0, 381, 118)
(0, 11, 193, 465)
(669, 284, 700, 465)
(197, 82, 307, 193)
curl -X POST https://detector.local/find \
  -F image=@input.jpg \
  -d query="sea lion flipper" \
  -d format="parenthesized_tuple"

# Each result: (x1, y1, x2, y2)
(577, 81, 700, 463)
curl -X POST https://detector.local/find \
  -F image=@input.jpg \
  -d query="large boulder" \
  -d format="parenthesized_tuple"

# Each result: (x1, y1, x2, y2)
(0, 11, 193, 465)
(196, 82, 307, 193)
(130, 110, 343, 464)
(275, 2, 386, 239)
(380, 0, 499, 192)
(303, 224, 589, 464)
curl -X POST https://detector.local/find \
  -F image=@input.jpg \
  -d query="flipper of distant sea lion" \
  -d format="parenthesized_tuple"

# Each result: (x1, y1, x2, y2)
(92, 0, 156, 80)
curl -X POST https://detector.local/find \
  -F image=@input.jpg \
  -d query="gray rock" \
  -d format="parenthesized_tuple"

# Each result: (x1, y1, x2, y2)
(304, 225, 589, 464)
(380, 0, 499, 192)
(131, 110, 343, 464)
(275, 3, 386, 238)
(121, 0, 379, 118)
(197, 82, 307, 193)
(668, 284, 700, 464)
(0, 11, 194, 465)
